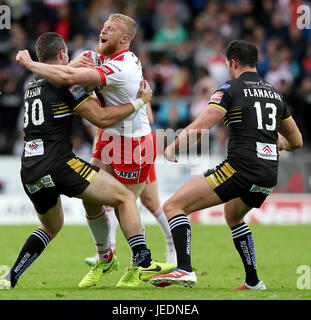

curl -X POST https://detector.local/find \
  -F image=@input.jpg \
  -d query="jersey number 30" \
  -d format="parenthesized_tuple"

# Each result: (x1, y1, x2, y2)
(254, 101, 277, 131)
(24, 99, 44, 128)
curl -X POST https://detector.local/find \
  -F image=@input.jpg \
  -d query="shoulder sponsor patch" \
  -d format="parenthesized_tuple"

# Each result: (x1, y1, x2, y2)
(68, 85, 87, 100)
(210, 91, 224, 104)
(220, 83, 231, 90)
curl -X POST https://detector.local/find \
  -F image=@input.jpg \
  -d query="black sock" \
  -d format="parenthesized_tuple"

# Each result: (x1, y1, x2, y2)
(231, 222, 259, 286)
(7, 228, 50, 287)
(128, 235, 151, 268)
(168, 214, 192, 272)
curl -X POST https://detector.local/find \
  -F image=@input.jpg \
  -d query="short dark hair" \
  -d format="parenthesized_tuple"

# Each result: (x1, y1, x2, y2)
(36, 32, 66, 62)
(225, 40, 258, 68)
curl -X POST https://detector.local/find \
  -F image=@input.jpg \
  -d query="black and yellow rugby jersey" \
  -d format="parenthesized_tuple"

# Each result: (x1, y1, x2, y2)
(208, 71, 291, 187)
(21, 76, 90, 183)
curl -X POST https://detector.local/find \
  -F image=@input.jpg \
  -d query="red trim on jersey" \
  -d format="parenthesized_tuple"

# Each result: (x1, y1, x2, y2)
(99, 55, 105, 63)
(95, 67, 107, 87)
(113, 55, 125, 61)
(110, 49, 129, 60)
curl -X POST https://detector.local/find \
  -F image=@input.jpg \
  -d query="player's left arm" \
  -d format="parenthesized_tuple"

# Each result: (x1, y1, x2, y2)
(16, 50, 102, 88)
(165, 105, 226, 162)
(146, 103, 154, 125)
(74, 81, 152, 129)
(278, 117, 303, 151)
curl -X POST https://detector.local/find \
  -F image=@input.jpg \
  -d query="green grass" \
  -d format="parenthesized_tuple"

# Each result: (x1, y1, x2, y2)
(0, 224, 311, 300)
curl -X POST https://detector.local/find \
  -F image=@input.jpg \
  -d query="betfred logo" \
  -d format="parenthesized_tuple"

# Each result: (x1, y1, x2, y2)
(29, 141, 39, 151)
(114, 169, 138, 179)
(262, 145, 272, 154)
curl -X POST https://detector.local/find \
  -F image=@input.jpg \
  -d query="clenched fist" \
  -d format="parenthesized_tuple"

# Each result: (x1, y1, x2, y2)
(16, 50, 33, 68)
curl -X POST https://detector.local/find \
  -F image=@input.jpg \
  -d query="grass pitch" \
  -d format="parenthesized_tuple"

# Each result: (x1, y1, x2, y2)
(0, 224, 311, 300)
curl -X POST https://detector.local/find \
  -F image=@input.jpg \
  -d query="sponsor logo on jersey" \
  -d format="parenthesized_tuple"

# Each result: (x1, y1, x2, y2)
(220, 83, 231, 90)
(25, 139, 44, 157)
(26, 174, 55, 194)
(114, 169, 138, 179)
(256, 142, 277, 161)
(210, 91, 224, 104)
(68, 85, 86, 100)
(250, 184, 274, 195)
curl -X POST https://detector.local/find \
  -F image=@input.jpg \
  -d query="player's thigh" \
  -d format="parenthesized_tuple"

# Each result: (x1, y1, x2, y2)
(140, 181, 160, 213)
(125, 181, 146, 199)
(90, 157, 115, 176)
(224, 197, 252, 227)
(77, 169, 134, 207)
(164, 174, 223, 218)
(37, 197, 64, 239)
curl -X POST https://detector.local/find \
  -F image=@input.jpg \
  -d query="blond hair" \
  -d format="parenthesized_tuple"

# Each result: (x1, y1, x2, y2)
(108, 13, 136, 41)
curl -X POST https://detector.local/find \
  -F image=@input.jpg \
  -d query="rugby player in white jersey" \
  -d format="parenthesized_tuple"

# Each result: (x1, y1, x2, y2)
(16, 14, 176, 288)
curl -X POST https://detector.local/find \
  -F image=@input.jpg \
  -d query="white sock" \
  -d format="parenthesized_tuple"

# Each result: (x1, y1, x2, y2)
(154, 206, 174, 245)
(105, 207, 118, 254)
(86, 208, 111, 263)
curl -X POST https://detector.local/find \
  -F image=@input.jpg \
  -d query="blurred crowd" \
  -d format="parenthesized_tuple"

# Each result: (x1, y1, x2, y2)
(0, 0, 311, 159)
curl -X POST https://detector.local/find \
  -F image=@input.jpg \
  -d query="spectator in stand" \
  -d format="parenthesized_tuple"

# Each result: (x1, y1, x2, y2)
(265, 53, 293, 91)
(153, 55, 178, 95)
(151, 0, 191, 32)
(153, 16, 188, 45)
(88, 0, 118, 34)
(205, 39, 229, 87)
(156, 89, 189, 131)
(190, 69, 217, 122)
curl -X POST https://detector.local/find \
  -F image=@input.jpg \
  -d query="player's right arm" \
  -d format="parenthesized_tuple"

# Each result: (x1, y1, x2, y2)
(278, 117, 303, 151)
(16, 50, 101, 88)
(74, 81, 152, 129)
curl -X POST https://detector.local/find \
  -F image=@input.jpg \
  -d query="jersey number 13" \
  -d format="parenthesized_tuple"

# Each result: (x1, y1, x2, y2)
(253, 101, 277, 131)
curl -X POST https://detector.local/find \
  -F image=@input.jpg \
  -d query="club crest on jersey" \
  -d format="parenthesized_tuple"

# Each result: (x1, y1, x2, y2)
(68, 85, 86, 100)
(210, 91, 224, 104)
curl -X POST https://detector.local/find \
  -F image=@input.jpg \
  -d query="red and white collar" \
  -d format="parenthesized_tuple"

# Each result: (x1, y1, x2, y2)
(100, 49, 129, 63)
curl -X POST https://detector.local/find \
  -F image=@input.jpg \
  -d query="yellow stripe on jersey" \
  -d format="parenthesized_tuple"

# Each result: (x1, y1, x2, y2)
(54, 109, 71, 114)
(79, 165, 88, 176)
(72, 96, 91, 111)
(205, 161, 237, 189)
(86, 170, 97, 183)
(67, 157, 98, 183)
(281, 115, 292, 122)
(67, 158, 84, 173)
(82, 167, 92, 179)
(52, 106, 70, 111)
(206, 175, 218, 189)
(224, 162, 236, 175)
(214, 171, 224, 184)
(208, 103, 227, 114)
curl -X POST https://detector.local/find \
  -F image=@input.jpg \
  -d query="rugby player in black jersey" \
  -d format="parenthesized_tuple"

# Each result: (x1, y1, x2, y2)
(150, 40, 303, 290)
(0, 32, 156, 289)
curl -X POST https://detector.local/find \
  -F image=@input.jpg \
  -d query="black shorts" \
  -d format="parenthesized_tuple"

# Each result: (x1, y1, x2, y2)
(21, 157, 100, 214)
(203, 160, 275, 208)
